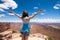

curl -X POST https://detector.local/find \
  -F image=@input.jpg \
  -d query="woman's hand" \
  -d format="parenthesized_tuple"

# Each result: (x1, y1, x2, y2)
(9, 11, 15, 15)
(40, 10, 45, 13)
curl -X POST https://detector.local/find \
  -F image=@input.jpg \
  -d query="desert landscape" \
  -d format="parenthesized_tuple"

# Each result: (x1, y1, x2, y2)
(0, 22, 60, 40)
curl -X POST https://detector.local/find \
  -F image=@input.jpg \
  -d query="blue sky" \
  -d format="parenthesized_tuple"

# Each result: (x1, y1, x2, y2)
(0, 0, 60, 23)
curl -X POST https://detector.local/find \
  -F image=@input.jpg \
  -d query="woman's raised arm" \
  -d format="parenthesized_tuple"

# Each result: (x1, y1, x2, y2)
(9, 11, 22, 19)
(29, 10, 44, 19)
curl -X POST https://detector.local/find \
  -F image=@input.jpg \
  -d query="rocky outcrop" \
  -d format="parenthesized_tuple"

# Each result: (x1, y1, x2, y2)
(0, 30, 12, 40)
(0, 23, 10, 32)
(0, 22, 12, 40)
(12, 33, 48, 40)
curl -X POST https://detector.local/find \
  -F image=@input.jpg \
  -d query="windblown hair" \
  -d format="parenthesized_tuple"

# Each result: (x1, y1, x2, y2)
(22, 11, 29, 18)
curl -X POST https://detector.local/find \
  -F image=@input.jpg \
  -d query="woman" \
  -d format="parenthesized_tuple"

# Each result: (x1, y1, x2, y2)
(10, 10, 44, 40)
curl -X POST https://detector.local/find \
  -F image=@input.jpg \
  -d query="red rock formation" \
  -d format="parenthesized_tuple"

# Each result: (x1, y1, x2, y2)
(0, 23, 10, 32)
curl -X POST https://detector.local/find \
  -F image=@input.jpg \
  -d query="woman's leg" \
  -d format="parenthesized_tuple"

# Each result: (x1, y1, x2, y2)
(24, 35, 29, 40)
(21, 34, 29, 40)
(21, 33, 25, 40)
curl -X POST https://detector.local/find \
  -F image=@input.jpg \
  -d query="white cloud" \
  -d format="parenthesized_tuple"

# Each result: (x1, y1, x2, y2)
(0, 8, 5, 12)
(34, 7, 38, 9)
(0, 0, 18, 12)
(0, 14, 5, 17)
(53, 4, 60, 9)
(30, 18, 60, 23)
(53, 6, 59, 9)
(40, 13, 45, 15)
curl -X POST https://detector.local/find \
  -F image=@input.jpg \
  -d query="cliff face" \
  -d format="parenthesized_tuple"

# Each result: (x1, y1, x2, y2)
(0, 23, 10, 32)
(0, 22, 60, 40)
